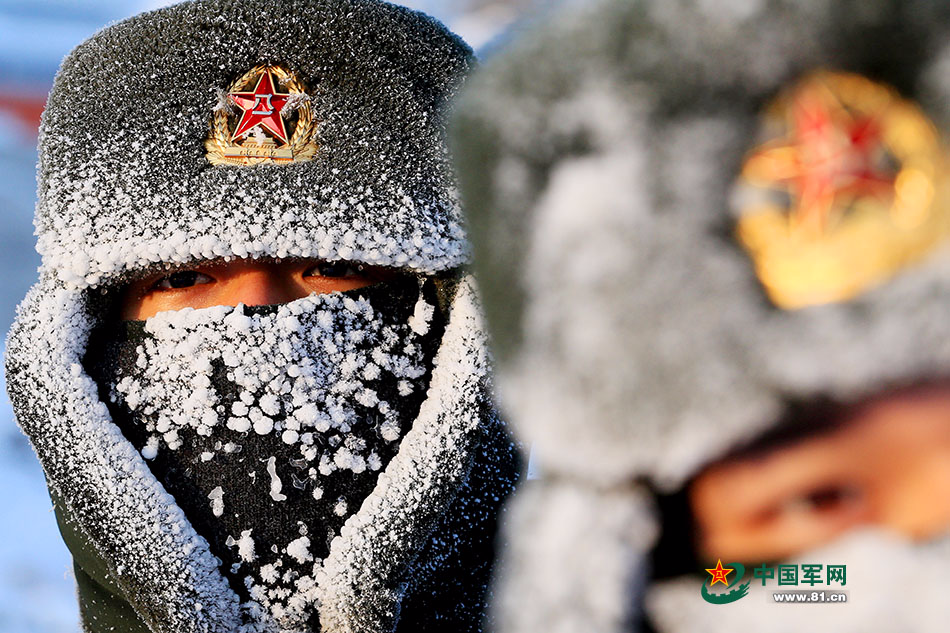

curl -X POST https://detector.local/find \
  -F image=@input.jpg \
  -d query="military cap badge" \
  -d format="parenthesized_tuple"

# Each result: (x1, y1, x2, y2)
(734, 71, 950, 309)
(206, 65, 318, 166)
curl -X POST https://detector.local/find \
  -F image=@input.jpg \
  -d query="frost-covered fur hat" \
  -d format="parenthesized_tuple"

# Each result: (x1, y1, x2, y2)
(39, 0, 471, 288)
(452, 0, 950, 631)
(5, 1, 516, 632)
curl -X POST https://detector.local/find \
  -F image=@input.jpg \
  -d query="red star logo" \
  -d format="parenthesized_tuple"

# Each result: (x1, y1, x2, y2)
(705, 559, 734, 587)
(743, 78, 896, 234)
(229, 68, 290, 143)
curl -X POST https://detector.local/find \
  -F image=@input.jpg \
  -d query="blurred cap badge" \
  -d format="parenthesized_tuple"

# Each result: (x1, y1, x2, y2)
(734, 71, 950, 309)
(206, 65, 318, 166)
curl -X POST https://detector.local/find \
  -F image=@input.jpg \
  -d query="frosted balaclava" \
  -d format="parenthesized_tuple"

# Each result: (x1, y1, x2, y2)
(85, 277, 444, 629)
(452, 0, 950, 631)
(6, 1, 520, 632)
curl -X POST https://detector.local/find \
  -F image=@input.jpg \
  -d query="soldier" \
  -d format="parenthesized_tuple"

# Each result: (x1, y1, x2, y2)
(453, 0, 950, 631)
(6, 1, 519, 632)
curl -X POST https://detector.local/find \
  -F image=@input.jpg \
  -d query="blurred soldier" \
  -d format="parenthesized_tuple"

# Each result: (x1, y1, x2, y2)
(453, 0, 950, 631)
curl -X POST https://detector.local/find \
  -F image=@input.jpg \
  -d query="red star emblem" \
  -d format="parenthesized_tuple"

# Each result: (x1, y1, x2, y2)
(743, 78, 896, 234)
(705, 559, 734, 587)
(229, 68, 290, 143)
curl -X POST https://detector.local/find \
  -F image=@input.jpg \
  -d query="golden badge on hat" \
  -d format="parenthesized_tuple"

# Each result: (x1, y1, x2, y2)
(734, 71, 950, 309)
(206, 65, 318, 166)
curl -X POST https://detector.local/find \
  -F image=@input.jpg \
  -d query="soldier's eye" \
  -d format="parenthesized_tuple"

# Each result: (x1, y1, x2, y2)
(152, 271, 214, 290)
(800, 485, 862, 512)
(767, 483, 863, 521)
(304, 261, 366, 278)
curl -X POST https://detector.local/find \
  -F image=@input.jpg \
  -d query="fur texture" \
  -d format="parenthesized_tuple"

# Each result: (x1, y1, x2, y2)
(453, 0, 950, 488)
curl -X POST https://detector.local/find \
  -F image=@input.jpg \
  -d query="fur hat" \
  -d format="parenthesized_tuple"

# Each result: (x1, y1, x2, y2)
(38, 0, 472, 289)
(454, 0, 950, 489)
(452, 0, 950, 631)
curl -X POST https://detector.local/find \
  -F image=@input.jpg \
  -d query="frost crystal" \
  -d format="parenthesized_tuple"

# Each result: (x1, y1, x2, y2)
(237, 530, 256, 563)
(266, 457, 287, 502)
(286, 537, 313, 564)
(209, 487, 225, 517)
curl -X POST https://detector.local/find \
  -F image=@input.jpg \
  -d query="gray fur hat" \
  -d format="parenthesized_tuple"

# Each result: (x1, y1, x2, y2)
(454, 0, 950, 490)
(452, 1, 950, 631)
(39, 0, 472, 288)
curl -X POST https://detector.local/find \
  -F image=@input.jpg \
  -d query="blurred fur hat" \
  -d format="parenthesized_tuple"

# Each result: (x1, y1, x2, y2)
(454, 0, 950, 490)
(453, 3, 950, 631)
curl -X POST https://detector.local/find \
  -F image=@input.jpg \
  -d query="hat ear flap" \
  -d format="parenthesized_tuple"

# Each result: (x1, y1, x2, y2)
(492, 480, 659, 633)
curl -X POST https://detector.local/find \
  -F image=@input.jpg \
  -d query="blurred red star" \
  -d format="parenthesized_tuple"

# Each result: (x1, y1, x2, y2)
(743, 78, 896, 233)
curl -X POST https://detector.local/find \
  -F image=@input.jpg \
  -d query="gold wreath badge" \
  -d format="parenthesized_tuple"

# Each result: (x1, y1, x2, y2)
(206, 65, 318, 166)
(734, 71, 950, 309)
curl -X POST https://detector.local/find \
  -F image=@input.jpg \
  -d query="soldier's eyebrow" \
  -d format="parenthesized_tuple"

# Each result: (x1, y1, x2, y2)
(711, 396, 850, 465)
(711, 378, 950, 466)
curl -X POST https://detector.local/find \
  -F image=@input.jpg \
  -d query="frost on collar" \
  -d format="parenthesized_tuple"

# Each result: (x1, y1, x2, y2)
(36, 0, 473, 289)
(5, 273, 493, 633)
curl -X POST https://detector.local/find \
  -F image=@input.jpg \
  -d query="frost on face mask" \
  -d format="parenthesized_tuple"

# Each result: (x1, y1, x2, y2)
(86, 277, 442, 631)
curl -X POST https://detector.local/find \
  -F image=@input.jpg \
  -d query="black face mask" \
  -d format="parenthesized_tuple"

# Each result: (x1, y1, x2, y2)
(86, 276, 444, 630)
